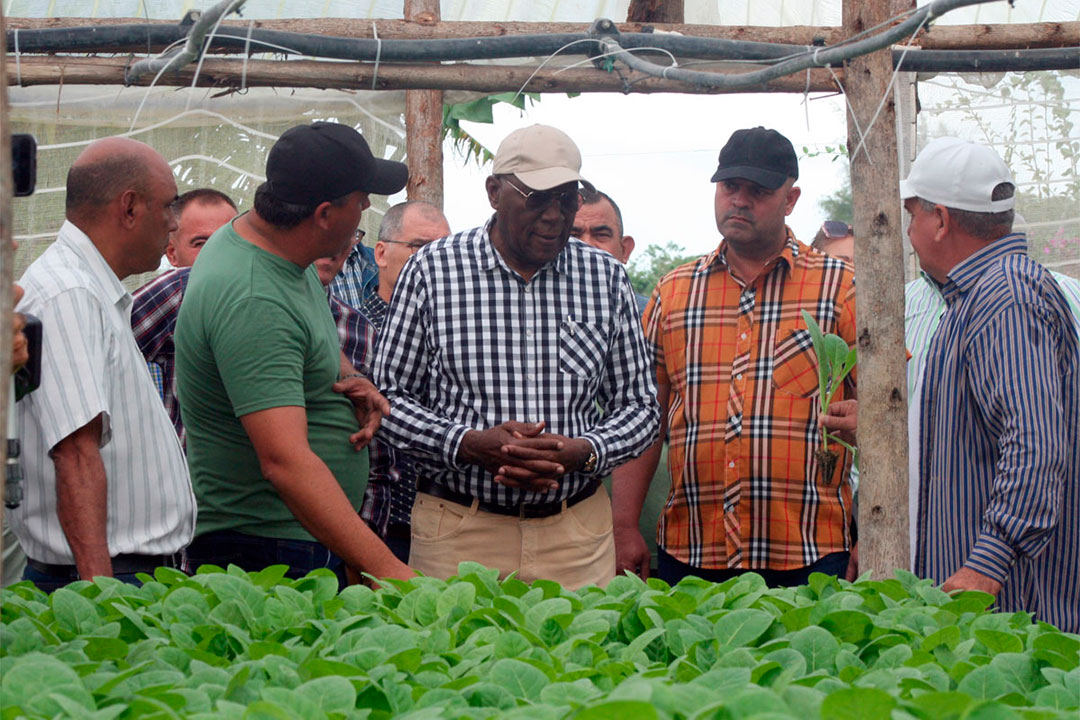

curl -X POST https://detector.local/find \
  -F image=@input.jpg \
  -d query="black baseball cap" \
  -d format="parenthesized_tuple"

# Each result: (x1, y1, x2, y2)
(710, 127, 799, 190)
(264, 122, 408, 205)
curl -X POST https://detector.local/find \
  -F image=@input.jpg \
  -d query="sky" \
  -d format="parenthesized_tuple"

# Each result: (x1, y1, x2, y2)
(385, 91, 853, 264)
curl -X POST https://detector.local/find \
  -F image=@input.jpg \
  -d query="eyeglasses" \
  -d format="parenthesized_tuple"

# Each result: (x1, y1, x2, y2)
(820, 221, 852, 239)
(503, 177, 581, 213)
(382, 239, 429, 253)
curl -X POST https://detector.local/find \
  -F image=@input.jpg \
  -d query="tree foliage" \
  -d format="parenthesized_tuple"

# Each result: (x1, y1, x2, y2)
(626, 241, 700, 298)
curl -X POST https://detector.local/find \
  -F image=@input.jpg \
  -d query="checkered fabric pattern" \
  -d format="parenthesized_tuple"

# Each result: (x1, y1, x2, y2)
(132, 268, 190, 446)
(645, 232, 857, 571)
(372, 218, 660, 507)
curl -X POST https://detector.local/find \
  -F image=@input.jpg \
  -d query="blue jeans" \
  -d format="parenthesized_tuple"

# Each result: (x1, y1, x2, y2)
(657, 548, 851, 588)
(22, 564, 143, 594)
(185, 530, 347, 590)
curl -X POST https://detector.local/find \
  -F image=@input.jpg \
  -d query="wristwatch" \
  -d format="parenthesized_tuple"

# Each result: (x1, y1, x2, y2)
(581, 447, 598, 474)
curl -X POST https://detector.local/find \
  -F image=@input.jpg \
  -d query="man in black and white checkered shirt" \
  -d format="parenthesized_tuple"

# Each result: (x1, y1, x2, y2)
(372, 125, 659, 589)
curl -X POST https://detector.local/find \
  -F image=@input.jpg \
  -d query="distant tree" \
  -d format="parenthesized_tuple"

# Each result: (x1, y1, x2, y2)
(818, 177, 853, 226)
(626, 242, 700, 297)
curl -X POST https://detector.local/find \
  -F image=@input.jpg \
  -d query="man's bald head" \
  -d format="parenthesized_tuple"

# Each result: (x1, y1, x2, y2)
(66, 137, 168, 218)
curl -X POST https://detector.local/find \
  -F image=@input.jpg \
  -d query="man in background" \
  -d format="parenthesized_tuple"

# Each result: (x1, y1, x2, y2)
(13, 137, 195, 591)
(132, 189, 237, 444)
(572, 189, 648, 314)
(810, 220, 854, 264)
(354, 201, 450, 563)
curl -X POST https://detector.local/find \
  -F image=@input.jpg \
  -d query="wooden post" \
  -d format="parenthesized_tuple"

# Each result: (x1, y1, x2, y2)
(0, 6, 15, 582)
(627, 0, 684, 23)
(842, 0, 911, 577)
(403, 0, 443, 208)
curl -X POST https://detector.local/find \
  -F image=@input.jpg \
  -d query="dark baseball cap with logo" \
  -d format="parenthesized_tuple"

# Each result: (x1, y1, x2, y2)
(710, 127, 799, 190)
(264, 122, 408, 205)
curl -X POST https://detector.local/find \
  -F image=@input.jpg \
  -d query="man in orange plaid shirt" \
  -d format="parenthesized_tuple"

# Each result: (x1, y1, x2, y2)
(613, 127, 858, 586)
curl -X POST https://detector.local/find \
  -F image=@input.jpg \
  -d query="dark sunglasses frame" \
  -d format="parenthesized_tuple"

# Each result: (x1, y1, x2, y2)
(504, 177, 581, 213)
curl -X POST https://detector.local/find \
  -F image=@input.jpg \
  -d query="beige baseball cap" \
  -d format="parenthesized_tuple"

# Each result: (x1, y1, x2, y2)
(492, 124, 595, 192)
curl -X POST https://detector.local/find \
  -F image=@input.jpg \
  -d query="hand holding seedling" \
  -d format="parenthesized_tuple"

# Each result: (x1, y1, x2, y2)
(801, 309, 858, 483)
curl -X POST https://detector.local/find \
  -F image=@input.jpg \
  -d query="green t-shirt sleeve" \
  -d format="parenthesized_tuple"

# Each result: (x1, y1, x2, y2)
(212, 296, 308, 417)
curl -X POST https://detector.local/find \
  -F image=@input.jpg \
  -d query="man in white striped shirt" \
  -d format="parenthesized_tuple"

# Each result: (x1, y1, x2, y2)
(13, 137, 196, 592)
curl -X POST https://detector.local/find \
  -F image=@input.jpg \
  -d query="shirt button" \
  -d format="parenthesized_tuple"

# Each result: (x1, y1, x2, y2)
(526, 373, 535, 381)
(735, 373, 742, 381)
(728, 461, 735, 469)
(526, 329, 534, 337)
(725, 502, 735, 513)
(740, 333, 747, 340)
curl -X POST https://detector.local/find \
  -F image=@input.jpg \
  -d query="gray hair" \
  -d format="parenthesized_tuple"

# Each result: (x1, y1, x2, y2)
(917, 182, 1016, 240)
(378, 201, 444, 244)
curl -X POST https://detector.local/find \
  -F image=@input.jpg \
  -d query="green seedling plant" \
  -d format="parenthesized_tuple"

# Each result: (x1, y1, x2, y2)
(801, 309, 858, 484)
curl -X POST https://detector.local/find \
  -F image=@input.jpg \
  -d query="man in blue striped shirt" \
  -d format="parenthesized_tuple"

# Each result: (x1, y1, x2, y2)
(902, 138, 1079, 632)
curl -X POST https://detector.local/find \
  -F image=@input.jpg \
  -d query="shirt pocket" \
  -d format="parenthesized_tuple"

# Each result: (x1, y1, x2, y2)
(559, 321, 608, 379)
(772, 323, 820, 399)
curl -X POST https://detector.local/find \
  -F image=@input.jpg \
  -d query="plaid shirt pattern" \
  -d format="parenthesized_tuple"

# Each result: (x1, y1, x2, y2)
(372, 219, 660, 506)
(328, 243, 380, 311)
(132, 268, 190, 446)
(352, 293, 418, 534)
(645, 232, 857, 571)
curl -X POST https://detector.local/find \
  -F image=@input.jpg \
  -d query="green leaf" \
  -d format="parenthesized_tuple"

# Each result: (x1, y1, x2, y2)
(295, 676, 357, 713)
(989, 653, 1040, 695)
(958, 664, 1014, 700)
(976, 629, 1025, 654)
(51, 588, 102, 634)
(789, 625, 840, 673)
(713, 609, 774, 648)
(821, 687, 896, 720)
(437, 580, 477, 619)
(490, 658, 549, 701)
(573, 700, 659, 719)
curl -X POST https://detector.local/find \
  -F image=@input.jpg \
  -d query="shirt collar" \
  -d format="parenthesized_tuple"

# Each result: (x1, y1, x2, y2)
(700, 227, 799, 279)
(57, 220, 130, 309)
(477, 214, 569, 279)
(941, 233, 1028, 305)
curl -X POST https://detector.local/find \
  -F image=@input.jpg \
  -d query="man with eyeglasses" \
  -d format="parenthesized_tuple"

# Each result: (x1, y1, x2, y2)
(372, 125, 659, 589)
(355, 201, 450, 563)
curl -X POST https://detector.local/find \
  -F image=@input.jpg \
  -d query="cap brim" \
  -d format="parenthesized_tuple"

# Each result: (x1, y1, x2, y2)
(515, 167, 594, 194)
(357, 158, 409, 196)
(710, 166, 789, 190)
(898, 178, 917, 200)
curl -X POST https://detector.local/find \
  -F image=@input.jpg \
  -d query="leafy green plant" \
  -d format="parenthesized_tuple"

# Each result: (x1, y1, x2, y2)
(802, 309, 857, 482)
(2, 563, 1078, 719)
(442, 92, 539, 165)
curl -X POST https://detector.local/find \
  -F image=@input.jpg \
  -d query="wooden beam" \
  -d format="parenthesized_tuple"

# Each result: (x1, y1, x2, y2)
(0, 6, 15, 582)
(4, 56, 843, 94)
(404, 0, 443, 208)
(843, 0, 911, 579)
(627, 0, 685, 24)
(5, 17, 1077, 51)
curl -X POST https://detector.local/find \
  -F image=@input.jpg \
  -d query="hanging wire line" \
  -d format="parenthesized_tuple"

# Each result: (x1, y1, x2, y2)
(850, 11, 932, 164)
(508, 38, 606, 105)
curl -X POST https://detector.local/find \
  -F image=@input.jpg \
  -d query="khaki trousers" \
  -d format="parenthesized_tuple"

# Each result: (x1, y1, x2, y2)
(408, 485, 616, 590)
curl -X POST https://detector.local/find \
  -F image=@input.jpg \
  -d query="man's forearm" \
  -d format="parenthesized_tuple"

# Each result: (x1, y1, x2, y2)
(53, 446, 112, 579)
(612, 436, 664, 529)
(264, 450, 406, 578)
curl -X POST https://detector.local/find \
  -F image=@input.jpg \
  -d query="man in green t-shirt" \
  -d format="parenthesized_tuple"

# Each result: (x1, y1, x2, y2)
(176, 122, 413, 586)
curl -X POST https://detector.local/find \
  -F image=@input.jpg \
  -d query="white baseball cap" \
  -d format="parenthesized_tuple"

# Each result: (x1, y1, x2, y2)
(492, 124, 594, 192)
(900, 137, 1015, 213)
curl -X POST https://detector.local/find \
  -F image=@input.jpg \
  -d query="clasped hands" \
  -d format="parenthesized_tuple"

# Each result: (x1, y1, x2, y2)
(458, 421, 593, 492)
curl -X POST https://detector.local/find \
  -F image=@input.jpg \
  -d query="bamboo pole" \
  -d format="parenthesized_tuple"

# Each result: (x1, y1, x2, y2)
(404, 0, 443, 208)
(0, 6, 14, 584)
(4, 17, 1076, 51)
(843, 0, 911, 578)
(3, 56, 843, 93)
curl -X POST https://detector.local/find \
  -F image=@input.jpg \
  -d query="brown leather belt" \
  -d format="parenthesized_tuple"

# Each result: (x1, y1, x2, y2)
(416, 477, 600, 519)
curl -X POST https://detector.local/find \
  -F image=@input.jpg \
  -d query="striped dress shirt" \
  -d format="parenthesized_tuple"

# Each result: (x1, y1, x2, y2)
(13, 222, 197, 564)
(916, 234, 1079, 633)
(371, 219, 660, 507)
(905, 269, 1080, 562)
(328, 242, 380, 311)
